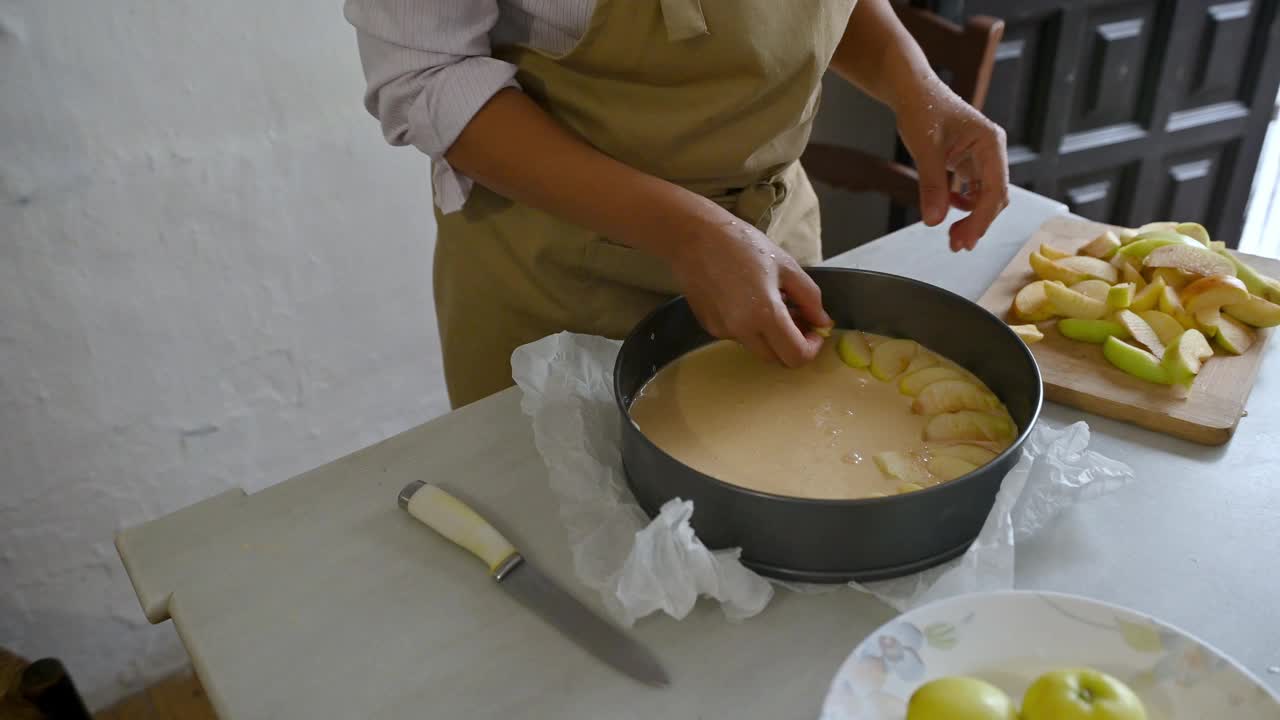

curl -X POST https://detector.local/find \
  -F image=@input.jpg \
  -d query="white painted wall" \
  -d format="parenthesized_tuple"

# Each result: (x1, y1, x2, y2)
(0, 0, 447, 708)
(0, 0, 896, 710)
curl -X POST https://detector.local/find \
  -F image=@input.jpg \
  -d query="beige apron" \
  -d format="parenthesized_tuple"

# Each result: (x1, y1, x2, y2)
(434, 0, 857, 408)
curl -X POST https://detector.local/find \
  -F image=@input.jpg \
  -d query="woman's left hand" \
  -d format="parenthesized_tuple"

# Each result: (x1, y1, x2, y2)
(895, 79, 1010, 252)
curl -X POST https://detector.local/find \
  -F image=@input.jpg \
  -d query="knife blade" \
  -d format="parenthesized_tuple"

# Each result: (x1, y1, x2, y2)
(397, 481, 669, 688)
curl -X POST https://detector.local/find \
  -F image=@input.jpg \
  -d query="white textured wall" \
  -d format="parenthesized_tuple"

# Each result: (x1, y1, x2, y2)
(0, 0, 446, 708)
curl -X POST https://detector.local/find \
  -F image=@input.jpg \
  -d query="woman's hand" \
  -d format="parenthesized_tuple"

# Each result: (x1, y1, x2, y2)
(665, 203, 833, 368)
(895, 79, 1010, 252)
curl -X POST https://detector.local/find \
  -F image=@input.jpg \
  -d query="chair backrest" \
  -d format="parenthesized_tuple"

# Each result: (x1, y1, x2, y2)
(893, 3, 1004, 111)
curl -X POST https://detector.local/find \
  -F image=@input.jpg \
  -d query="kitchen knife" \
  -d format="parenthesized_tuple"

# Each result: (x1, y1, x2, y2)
(397, 481, 670, 688)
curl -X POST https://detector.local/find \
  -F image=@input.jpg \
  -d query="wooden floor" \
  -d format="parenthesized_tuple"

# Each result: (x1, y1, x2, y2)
(95, 672, 217, 720)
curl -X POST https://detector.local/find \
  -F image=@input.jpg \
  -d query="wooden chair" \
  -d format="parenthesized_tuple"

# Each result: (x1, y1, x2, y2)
(802, 3, 1005, 231)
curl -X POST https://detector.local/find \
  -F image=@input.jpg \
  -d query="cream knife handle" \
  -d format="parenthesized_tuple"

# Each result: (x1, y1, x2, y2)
(399, 482, 518, 576)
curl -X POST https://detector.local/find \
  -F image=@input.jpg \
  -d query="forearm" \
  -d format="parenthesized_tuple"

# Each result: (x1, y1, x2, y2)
(444, 88, 726, 262)
(829, 0, 940, 111)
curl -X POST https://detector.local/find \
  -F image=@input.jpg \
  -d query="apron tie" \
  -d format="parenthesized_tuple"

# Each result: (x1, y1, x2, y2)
(659, 0, 709, 41)
(733, 173, 790, 232)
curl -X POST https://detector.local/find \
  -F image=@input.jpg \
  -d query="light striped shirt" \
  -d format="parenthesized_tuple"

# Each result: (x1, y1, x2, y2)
(343, 0, 598, 212)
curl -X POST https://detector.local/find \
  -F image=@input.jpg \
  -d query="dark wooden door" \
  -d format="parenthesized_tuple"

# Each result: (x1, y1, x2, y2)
(916, 0, 1280, 248)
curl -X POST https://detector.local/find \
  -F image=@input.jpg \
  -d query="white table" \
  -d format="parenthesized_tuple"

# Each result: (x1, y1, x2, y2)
(116, 187, 1280, 719)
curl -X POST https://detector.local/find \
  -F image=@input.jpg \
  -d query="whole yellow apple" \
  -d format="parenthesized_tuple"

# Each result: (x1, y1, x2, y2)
(906, 676, 1017, 720)
(1021, 668, 1147, 720)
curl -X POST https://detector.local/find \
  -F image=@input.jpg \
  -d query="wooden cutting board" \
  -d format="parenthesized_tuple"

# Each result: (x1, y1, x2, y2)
(977, 215, 1279, 445)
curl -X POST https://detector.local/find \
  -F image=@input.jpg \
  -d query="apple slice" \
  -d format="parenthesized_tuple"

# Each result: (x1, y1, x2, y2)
(1136, 221, 1178, 235)
(1039, 243, 1073, 261)
(912, 379, 1002, 415)
(1224, 295, 1280, 328)
(1107, 283, 1135, 309)
(870, 339, 918, 380)
(1159, 285, 1198, 330)
(1013, 280, 1056, 322)
(1069, 279, 1112, 302)
(1263, 276, 1280, 305)
(931, 443, 998, 465)
(1121, 262, 1146, 290)
(1213, 247, 1268, 296)
(1115, 309, 1167, 357)
(898, 366, 965, 396)
(873, 451, 931, 484)
(1057, 318, 1128, 344)
(1209, 240, 1226, 252)
(1150, 267, 1191, 291)
(1010, 324, 1044, 344)
(904, 351, 939, 375)
(1194, 307, 1221, 337)
(924, 411, 1016, 443)
(1057, 256, 1120, 283)
(1212, 314, 1256, 355)
(1110, 251, 1142, 271)
(926, 455, 980, 482)
(1174, 222, 1211, 245)
(1116, 231, 1201, 260)
(1162, 329, 1213, 386)
(1144, 243, 1237, 278)
(1181, 274, 1249, 314)
(897, 483, 926, 494)
(1030, 252, 1088, 285)
(1129, 275, 1167, 312)
(1137, 310, 1185, 346)
(1043, 280, 1108, 320)
(1102, 336, 1172, 384)
(1081, 231, 1121, 259)
(837, 331, 872, 368)
(1116, 227, 1140, 244)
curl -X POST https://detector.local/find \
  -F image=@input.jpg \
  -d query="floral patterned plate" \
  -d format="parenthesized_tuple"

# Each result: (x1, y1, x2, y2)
(821, 590, 1279, 720)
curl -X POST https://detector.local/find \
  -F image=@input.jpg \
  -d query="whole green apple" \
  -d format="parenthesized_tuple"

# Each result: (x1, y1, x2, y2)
(1021, 668, 1147, 720)
(905, 676, 1017, 720)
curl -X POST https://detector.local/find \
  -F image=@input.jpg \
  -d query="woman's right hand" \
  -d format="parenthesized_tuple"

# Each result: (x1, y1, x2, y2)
(664, 203, 833, 368)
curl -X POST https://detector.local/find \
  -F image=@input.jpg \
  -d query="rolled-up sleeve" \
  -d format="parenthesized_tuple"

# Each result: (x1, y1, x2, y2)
(344, 0, 519, 212)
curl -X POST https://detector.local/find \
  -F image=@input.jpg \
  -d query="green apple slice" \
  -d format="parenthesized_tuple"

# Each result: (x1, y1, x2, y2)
(1137, 310, 1185, 346)
(1044, 281, 1109, 320)
(873, 451, 931, 484)
(1107, 282, 1135, 309)
(896, 482, 926, 494)
(870, 339, 918, 380)
(1121, 262, 1146, 290)
(1162, 329, 1213, 386)
(1130, 276, 1166, 312)
(1070, 279, 1112, 302)
(1030, 252, 1088, 285)
(912, 379, 1002, 415)
(1081, 230, 1121, 259)
(1213, 314, 1256, 355)
(931, 443, 999, 465)
(1057, 256, 1120, 283)
(1057, 318, 1128, 344)
(1214, 247, 1268, 296)
(898, 366, 965, 396)
(924, 411, 1017, 443)
(1194, 307, 1221, 337)
(1136, 221, 1179, 235)
(1039, 243, 1073, 261)
(1103, 336, 1172, 384)
(1014, 280, 1056, 322)
(836, 331, 872, 368)
(1181, 274, 1249, 314)
(1224, 295, 1280, 328)
(1116, 231, 1201, 260)
(1175, 222, 1211, 245)
(926, 455, 980, 482)
(1115, 309, 1167, 357)
(1144, 243, 1237, 278)
(1150, 267, 1191, 291)
(1010, 324, 1044, 344)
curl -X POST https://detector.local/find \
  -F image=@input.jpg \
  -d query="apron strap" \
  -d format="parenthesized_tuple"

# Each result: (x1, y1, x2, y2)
(659, 0, 709, 41)
(734, 174, 790, 232)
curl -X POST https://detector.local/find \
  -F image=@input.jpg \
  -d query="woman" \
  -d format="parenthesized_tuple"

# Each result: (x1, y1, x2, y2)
(344, 0, 1009, 409)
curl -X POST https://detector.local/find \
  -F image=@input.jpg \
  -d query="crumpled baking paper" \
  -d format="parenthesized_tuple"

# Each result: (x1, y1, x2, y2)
(511, 332, 1135, 625)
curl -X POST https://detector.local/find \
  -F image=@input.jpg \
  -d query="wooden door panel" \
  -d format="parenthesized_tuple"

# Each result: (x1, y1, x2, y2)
(1179, 2, 1258, 110)
(1067, 3, 1161, 136)
(1055, 161, 1140, 224)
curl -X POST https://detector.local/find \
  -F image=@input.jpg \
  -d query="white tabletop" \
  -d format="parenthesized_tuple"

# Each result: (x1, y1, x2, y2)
(116, 187, 1280, 719)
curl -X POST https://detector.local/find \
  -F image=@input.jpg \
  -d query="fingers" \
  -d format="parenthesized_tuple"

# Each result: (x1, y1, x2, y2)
(740, 331, 782, 366)
(780, 264, 832, 330)
(948, 125, 1009, 251)
(761, 300, 823, 367)
(915, 146, 951, 228)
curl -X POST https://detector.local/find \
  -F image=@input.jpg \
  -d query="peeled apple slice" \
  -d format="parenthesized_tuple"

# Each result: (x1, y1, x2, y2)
(1039, 243, 1073, 261)
(1115, 309, 1167, 358)
(873, 451, 931, 485)
(1144, 244, 1237, 278)
(899, 366, 965, 396)
(1070, 279, 1112, 303)
(837, 331, 872, 368)
(924, 411, 1016, 443)
(904, 351, 940, 375)
(1057, 256, 1120, 283)
(926, 455, 980, 482)
(1081, 231, 1121, 259)
(1138, 310, 1185, 346)
(1030, 252, 1088, 285)
(1043, 281, 1109, 320)
(870, 339, 919, 380)
(1010, 324, 1044, 344)
(912, 379, 1002, 415)
(1013, 280, 1055, 322)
